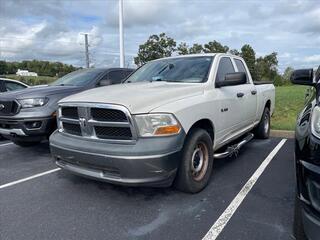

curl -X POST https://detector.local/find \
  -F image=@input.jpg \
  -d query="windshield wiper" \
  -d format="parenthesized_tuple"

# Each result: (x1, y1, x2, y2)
(157, 63, 174, 75)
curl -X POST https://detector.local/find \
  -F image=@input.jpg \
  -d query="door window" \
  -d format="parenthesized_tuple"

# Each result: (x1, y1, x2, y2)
(216, 57, 235, 82)
(108, 70, 129, 84)
(5, 81, 26, 91)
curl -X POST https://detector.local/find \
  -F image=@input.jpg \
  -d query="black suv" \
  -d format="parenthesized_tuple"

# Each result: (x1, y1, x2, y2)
(291, 65, 320, 240)
(0, 68, 133, 147)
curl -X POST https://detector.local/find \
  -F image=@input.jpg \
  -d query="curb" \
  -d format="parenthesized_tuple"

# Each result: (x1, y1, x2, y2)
(270, 130, 295, 139)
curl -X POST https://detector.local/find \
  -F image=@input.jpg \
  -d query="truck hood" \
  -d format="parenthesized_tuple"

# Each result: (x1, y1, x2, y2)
(60, 82, 205, 114)
(0, 85, 83, 100)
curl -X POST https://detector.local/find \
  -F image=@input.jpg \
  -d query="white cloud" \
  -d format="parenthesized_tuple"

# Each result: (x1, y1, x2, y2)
(303, 55, 320, 63)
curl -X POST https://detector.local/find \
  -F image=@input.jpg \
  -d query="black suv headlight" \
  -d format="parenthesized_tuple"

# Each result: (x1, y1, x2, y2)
(18, 97, 48, 108)
(311, 106, 320, 138)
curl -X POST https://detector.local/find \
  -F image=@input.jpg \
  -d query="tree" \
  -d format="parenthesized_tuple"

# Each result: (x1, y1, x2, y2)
(229, 49, 240, 56)
(177, 42, 189, 55)
(282, 67, 294, 82)
(256, 52, 279, 81)
(188, 44, 204, 54)
(240, 44, 257, 81)
(0, 61, 7, 74)
(204, 41, 229, 53)
(134, 33, 177, 66)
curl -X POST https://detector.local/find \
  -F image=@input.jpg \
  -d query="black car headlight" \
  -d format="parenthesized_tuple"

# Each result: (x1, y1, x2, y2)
(311, 106, 320, 139)
(18, 98, 48, 108)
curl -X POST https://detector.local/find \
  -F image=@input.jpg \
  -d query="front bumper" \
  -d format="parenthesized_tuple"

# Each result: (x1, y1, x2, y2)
(301, 201, 320, 240)
(0, 116, 56, 141)
(295, 134, 320, 240)
(50, 130, 185, 187)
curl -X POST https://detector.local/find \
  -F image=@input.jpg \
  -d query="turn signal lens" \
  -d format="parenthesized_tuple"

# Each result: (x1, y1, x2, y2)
(154, 125, 181, 135)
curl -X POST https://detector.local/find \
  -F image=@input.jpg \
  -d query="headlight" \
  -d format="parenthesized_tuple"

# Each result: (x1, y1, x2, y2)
(311, 106, 320, 138)
(134, 113, 181, 137)
(18, 98, 48, 108)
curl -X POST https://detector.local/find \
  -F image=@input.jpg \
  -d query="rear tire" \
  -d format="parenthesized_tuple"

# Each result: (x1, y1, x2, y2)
(13, 140, 40, 147)
(174, 128, 214, 193)
(254, 107, 270, 139)
(294, 197, 307, 240)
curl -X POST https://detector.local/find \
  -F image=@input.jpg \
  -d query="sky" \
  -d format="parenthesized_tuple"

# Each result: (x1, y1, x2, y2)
(0, 0, 319, 72)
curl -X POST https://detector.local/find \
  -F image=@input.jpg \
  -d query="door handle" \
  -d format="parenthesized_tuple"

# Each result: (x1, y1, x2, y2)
(251, 90, 257, 95)
(237, 92, 244, 98)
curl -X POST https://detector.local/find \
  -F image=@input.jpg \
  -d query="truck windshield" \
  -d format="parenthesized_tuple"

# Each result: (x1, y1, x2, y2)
(126, 56, 214, 83)
(51, 69, 104, 86)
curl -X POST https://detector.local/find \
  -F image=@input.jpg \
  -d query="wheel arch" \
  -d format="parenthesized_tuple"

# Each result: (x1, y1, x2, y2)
(187, 119, 215, 143)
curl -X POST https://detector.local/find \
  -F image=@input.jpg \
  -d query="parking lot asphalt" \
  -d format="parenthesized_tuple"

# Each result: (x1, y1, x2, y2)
(0, 138, 295, 240)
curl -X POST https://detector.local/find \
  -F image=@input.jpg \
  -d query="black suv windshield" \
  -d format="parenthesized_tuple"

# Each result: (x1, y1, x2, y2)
(126, 56, 214, 83)
(51, 69, 104, 86)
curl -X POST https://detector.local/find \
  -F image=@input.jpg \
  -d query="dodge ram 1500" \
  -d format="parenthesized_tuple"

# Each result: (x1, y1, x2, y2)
(50, 53, 275, 193)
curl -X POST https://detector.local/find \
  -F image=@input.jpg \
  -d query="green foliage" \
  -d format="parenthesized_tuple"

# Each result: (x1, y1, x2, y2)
(134, 33, 177, 66)
(240, 44, 257, 81)
(4, 74, 58, 86)
(204, 41, 229, 53)
(229, 49, 240, 56)
(256, 52, 278, 81)
(0, 60, 78, 77)
(188, 44, 204, 54)
(177, 42, 189, 55)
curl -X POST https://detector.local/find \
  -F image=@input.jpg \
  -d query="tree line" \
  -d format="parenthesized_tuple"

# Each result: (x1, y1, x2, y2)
(134, 33, 293, 86)
(0, 60, 78, 77)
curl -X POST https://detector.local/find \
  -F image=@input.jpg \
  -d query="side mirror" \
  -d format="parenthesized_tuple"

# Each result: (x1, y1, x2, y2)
(290, 69, 314, 86)
(216, 72, 247, 88)
(98, 79, 112, 87)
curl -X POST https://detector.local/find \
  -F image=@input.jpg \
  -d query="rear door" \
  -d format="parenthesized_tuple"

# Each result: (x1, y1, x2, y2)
(233, 58, 257, 126)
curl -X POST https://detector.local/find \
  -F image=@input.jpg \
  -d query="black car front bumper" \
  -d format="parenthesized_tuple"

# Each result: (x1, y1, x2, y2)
(50, 130, 186, 187)
(295, 134, 320, 240)
(0, 116, 56, 142)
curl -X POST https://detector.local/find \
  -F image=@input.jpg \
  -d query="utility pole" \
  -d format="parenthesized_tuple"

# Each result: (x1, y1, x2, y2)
(84, 33, 90, 68)
(119, 0, 125, 68)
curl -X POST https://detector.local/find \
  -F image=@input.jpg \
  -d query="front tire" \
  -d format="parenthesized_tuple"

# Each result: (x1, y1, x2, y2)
(254, 107, 270, 139)
(174, 128, 214, 193)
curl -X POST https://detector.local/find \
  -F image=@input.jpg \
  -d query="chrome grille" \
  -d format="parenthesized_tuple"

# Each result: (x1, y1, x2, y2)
(59, 103, 135, 143)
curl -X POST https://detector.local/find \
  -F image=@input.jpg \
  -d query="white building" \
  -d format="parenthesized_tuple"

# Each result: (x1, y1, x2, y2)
(16, 69, 38, 77)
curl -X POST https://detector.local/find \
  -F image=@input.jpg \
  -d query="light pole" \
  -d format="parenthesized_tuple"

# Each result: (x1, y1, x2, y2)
(119, 0, 125, 68)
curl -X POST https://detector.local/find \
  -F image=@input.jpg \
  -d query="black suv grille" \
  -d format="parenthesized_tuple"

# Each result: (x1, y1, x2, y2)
(61, 107, 78, 119)
(91, 108, 127, 122)
(0, 101, 19, 115)
(63, 122, 81, 136)
(94, 126, 132, 140)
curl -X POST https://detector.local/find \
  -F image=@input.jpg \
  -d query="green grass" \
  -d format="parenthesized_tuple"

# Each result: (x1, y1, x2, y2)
(271, 85, 309, 131)
(4, 74, 58, 86)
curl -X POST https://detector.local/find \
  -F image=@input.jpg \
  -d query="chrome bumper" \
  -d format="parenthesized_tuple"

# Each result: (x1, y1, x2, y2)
(0, 128, 26, 136)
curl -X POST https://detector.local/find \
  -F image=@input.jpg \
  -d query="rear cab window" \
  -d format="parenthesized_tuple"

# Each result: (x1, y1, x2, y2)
(234, 59, 249, 83)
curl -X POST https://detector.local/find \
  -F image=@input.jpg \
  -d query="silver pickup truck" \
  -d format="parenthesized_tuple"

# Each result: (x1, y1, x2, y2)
(50, 53, 275, 193)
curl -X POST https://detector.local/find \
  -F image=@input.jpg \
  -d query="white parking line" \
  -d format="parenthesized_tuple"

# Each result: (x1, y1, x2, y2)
(0, 142, 13, 147)
(0, 168, 61, 190)
(202, 139, 287, 240)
